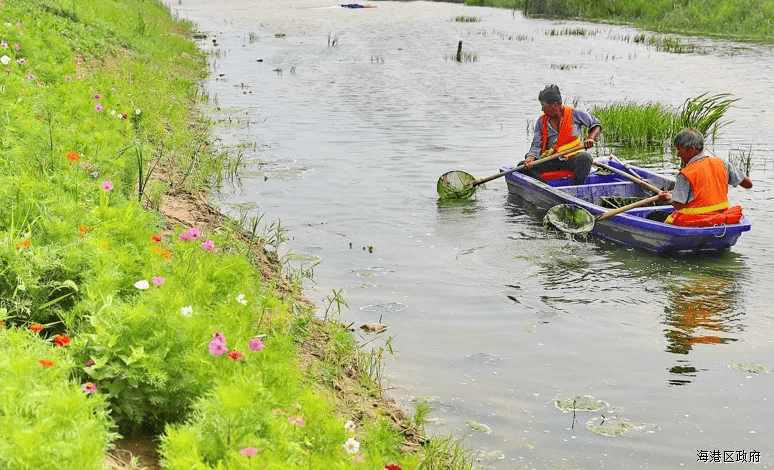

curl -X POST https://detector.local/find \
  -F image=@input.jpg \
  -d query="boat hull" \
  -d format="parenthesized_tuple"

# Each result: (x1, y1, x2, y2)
(502, 158, 751, 255)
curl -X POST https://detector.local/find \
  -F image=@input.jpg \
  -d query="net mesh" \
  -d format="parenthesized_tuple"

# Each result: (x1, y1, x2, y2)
(437, 171, 477, 199)
(543, 204, 595, 234)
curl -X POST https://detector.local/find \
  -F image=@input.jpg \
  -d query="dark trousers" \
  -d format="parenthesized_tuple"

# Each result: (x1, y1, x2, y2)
(521, 151, 594, 186)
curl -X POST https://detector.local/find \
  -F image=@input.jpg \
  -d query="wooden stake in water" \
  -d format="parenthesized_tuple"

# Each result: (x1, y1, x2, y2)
(456, 40, 462, 62)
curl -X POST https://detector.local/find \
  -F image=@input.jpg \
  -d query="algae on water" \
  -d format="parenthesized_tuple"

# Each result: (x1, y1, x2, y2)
(729, 363, 768, 374)
(465, 420, 492, 434)
(555, 395, 608, 413)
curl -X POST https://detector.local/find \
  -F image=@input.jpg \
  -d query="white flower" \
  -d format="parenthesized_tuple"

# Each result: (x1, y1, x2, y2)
(181, 305, 193, 317)
(110, 110, 116, 116)
(135, 109, 141, 115)
(344, 420, 356, 433)
(0, 55, 10, 65)
(344, 437, 360, 455)
(134, 280, 150, 290)
(236, 294, 247, 305)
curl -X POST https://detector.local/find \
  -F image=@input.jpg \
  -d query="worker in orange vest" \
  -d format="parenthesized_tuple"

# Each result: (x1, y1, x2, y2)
(522, 84, 601, 186)
(653, 129, 752, 226)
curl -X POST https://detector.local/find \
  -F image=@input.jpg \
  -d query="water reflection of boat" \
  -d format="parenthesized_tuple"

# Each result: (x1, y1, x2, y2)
(664, 274, 743, 385)
(502, 157, 751, 255)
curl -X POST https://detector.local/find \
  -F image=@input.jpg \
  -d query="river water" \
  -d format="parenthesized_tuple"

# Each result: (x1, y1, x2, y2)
(168, 1, 774, 468)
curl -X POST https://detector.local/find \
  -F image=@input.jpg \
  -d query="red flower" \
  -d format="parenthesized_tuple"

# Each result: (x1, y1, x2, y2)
(29, 323, 43, 333)
(228, 350, 244, 360)
(38, 359, 54, 367)
(150, 234, 162, 242)
(66, 151, 80, 162)
(385, 465, 402, 470)
(53, 335, 71, 347)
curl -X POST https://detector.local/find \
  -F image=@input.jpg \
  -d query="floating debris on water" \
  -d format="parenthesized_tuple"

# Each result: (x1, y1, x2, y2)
(586, 418, 634, 436)
(585, 416, 660, 437)
(473, 449, 505, 463)
(359, 323, 388, 334)
(352, 266, 391, 277)
(466, 352, 504, 364)
(360, 302, 407, 313)
(465, 420, 492, 434)
(555, 395, 608, 413)
(728, 363, 768, 374)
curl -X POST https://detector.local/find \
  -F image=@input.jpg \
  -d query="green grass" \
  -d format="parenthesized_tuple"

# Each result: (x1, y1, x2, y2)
(453, 0, 774, 44)
(0, 0, 474, 468)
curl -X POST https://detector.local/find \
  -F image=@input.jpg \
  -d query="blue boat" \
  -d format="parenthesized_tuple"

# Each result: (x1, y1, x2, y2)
(501, 156, 751, 255)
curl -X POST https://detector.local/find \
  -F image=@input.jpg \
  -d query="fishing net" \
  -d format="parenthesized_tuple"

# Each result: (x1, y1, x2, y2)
(437, 171, 478, 199)
(543, 204, 595, 234)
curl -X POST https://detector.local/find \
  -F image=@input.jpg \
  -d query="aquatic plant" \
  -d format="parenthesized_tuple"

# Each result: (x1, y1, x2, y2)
(729, 144, 754, 176)
(453, 15, 480, 22)
(591, 93, 739, 150)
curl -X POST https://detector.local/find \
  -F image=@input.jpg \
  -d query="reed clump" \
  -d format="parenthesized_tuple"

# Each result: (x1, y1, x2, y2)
(591, 93, 739, 150)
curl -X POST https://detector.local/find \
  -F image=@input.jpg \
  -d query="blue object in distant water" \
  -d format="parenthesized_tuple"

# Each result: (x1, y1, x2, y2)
(341, 3, 377, 8)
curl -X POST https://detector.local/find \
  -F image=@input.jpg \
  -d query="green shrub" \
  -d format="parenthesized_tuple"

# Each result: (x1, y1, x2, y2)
(0, 327, 115, 469)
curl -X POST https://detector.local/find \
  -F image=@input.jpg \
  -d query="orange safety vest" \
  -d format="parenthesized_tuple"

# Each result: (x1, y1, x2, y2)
(541, 106, 582, 158)
(665, 156, 743, 226)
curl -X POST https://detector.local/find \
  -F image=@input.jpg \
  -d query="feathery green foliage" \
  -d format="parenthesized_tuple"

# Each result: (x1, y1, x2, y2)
(0, 1, 474, 468)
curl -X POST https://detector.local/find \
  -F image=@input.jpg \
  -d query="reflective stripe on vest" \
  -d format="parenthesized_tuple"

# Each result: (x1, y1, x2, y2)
(541, 106, 582, 158)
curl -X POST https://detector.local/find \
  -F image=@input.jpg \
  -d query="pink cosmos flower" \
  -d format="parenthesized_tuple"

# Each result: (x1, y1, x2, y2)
(82, 382, 98, 393)
(152, 276, 165, 286)
(95, 103, 103, 112)
(13, 44, 19, 51)
(212, 331, 225, 343)
(209, 340, 228, 356)
(187, 227, 202, 239)
(93, 93, 101, 100)
(101, 180, 113, 191)
(201, 239, 218, 252)
(249, 338, 264, 352)
(288, 416, 306, 426)
(272, 409, 286, 415)
(86, 359, 96, 366)
(0, 41, 6, 49)
(179, 227, 202, 241)
(239, 447, 259, 458)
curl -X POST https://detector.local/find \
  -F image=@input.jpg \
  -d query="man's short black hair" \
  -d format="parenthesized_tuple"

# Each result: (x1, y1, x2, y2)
(538, 84, 562, 104)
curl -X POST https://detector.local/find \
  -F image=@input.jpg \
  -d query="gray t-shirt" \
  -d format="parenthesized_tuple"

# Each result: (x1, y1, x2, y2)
(671, 151, 748, 204)
(525, 108, 601, 159)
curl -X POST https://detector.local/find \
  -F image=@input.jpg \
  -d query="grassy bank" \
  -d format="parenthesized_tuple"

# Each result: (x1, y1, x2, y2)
(0, 1, 471, 468)
(435, 0, 774, 43)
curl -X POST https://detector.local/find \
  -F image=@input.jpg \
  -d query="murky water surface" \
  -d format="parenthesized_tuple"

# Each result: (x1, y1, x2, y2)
(170, 1, 774, 467)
